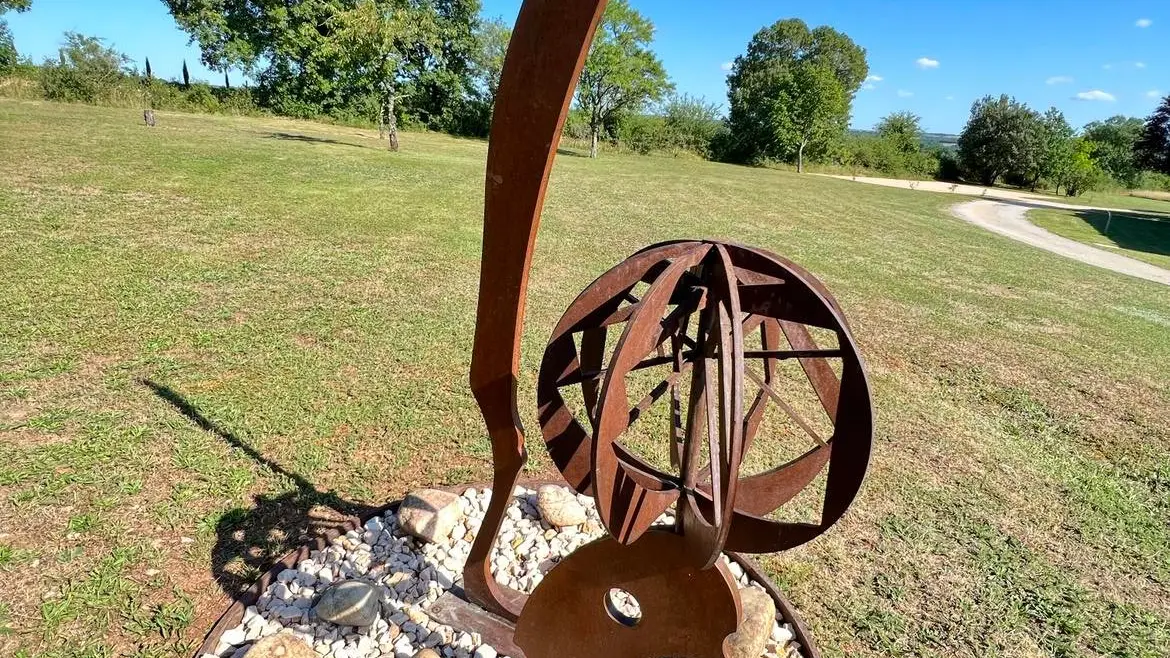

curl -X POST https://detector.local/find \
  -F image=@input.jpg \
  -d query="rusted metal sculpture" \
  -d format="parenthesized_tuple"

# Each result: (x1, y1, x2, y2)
(463, 0, 874, 655)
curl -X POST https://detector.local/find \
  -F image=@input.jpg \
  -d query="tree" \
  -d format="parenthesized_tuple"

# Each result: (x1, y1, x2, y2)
(1081, 115, 1143, 186)
(0, 0, 25, 74)
(40, 32, 134, 103)
(778, 62, 847, 172)
(662, 93, 722, 157)
(876, 111, 922, 155)
(474, 16, 510, 107)
(1136, 95, 1170, 175)
(0, 0, 31, 13)
(144, 56, 152, 81)
(181, 59, 189, 88)
(165, 0, 481, 129)
(1033, 107, 1074, 192)
(328, 0, 438, 151)
(1062, 138, 1106, 196)
(957, 95, 1041, 185)
(575, 0, 672, 158)
(0, 19, 15, 73)
(725, 18, 866, 164)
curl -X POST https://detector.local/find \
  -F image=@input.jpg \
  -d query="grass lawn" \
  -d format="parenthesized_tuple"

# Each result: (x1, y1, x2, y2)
(1028, 207, 1170, 271)
(1053, 189, 1170, 215)
(2, 99, 1169, 658)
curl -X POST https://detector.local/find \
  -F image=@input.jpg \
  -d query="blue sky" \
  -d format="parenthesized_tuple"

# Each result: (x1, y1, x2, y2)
(7, 0, 1168, 133)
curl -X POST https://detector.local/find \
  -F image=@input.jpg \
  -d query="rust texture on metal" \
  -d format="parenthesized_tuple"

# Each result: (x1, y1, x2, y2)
(536, 240, 874, 560)
(463, 0, 610, 621)
(514, 531, 742, 658)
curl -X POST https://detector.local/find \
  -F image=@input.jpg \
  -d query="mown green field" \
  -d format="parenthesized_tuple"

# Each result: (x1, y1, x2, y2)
(2, 100, 1169, 658)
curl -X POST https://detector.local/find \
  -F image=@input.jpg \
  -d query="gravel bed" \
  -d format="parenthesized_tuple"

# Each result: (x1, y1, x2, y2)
(204, 486, 807, 658)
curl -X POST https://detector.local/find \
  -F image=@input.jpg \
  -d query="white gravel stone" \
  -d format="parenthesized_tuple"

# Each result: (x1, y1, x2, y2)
(214, 487, 804, 658)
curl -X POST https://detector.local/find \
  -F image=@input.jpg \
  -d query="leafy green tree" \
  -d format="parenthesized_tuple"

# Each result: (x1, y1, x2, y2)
(328, 0, 438, 150)
(575, 0, 672, 158)
(778, 62, 847, 172)
(473, 16, 509, 107)
(1135, 95, 1170, 175)
(1081, 115, 1143, 186)
(957, 94, 1040, 185)
(0, 0, 24, 75)
(662, 93, 722, 157)
(0, 0, 31, 12)
(181, 59, 189, 88)
(876, 111, 922, 156)
(40, 32, 134, 103)
(1062, 138, 1105, 196)
(164, 0, 481, 127)
(725, 18, 866, 164)
(0, 19, 16, 73)
(1033, 107, 1074, 192)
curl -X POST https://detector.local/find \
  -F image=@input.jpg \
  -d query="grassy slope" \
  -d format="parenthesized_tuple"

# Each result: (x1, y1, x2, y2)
(1029, 207, 1170, 270)
(1, 100, 1169, 658)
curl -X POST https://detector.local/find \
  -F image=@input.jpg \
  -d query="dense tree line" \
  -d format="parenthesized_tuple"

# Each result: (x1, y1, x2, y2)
(4, 0, 1170, 188)
(953, 95, 1170, 195)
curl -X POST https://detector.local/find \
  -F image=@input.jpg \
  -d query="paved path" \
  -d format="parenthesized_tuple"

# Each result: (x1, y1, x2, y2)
(951, 199, 1170, 286)
(821, 175, 1170, 287)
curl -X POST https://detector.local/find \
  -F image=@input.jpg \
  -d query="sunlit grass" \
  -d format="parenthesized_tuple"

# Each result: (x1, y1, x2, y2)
(1, 99, 1168, 657)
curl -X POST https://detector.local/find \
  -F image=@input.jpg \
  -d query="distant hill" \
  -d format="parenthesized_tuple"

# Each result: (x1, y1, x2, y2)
(921, 132, 960, 148)
(850, 129, 960, 149)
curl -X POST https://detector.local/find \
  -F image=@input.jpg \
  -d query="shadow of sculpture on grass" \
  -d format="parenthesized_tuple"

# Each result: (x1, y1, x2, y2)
(142, 379, 377, 598)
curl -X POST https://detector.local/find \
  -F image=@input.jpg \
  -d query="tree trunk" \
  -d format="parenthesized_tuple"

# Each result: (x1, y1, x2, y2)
(797, 141, 806, 173)
(590, 125, 599, 159)
(378, 98, 387, 142)
(386, 94, 399, 152)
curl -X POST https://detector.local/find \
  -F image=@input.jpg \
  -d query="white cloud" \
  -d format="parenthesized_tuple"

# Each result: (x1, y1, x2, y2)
(1136, 18, 1152, 28)
(862, 83, 877, 91)
(897, 89, 914, 97)
(1135, 61, 1146, 69)
(915, 57, 939, 69)
(720, 61, 733, 72)
(1046, 75, 1073, 85)
(866, 74, 884, 82)
(1148, 90, 1163, 99)
(1074, 90, 1116, 102)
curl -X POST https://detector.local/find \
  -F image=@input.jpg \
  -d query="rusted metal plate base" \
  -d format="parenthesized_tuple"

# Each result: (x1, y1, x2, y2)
(429, 587, 527, 658)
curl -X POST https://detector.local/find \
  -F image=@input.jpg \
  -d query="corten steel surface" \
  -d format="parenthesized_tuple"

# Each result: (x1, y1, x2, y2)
(463, 0, 609, 621)
(514, 531, 742, 658)
(536, 241, 874, 565)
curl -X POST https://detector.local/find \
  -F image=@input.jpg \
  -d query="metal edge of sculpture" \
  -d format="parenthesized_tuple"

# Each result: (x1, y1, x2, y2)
(464, 1, 875, 656)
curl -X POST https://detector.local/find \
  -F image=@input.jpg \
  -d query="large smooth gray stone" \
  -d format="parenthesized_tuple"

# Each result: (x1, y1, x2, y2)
(311, 580, 380, 627)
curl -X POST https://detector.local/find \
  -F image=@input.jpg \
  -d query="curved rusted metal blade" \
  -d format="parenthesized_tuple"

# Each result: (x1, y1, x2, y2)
(463, 0, 609, 621)
(592, 247, 710, 543)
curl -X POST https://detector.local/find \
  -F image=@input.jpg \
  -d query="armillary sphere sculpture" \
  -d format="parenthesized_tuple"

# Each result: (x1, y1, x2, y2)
(460, 0, 875, 657)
